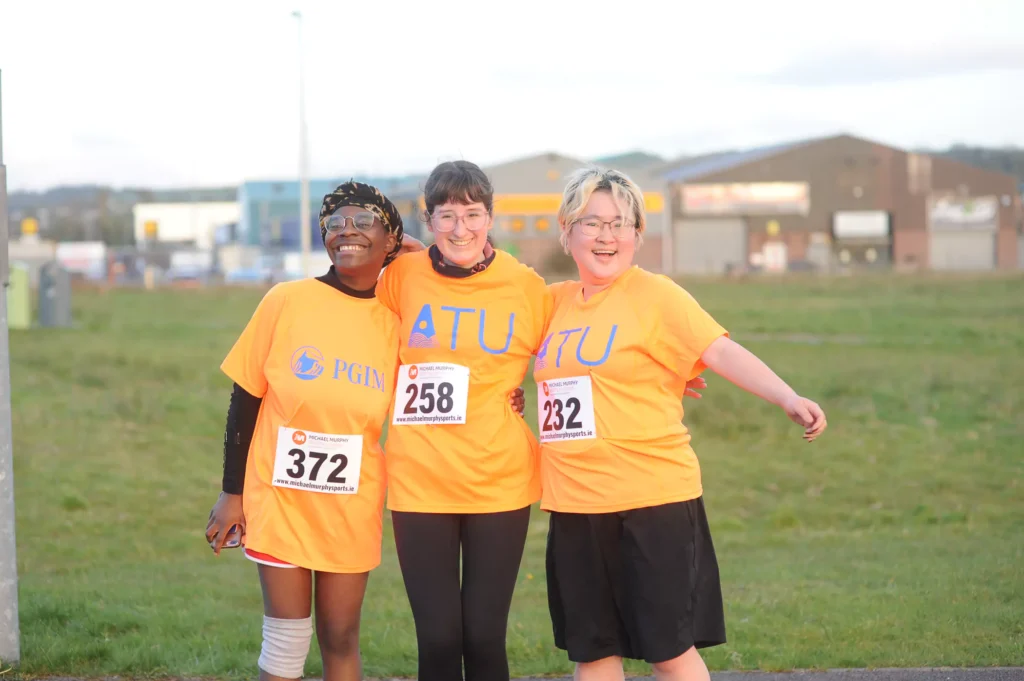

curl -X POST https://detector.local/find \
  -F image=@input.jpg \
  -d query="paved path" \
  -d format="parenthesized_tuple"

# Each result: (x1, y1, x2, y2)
(709, 670, 1024, 681)
(513, 671, 1024, 681)
(13, 669, 1024, 681)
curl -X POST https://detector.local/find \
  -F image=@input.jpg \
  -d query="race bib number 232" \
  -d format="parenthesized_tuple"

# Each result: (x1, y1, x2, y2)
(537, 377, 597, 443)
(393, 363, 470, 425)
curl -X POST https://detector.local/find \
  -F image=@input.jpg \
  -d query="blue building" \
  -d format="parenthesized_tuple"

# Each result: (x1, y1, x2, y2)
(237, 176, 426, 248)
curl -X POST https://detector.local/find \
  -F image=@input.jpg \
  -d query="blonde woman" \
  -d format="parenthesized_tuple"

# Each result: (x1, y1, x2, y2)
(534, 167, 827, 681)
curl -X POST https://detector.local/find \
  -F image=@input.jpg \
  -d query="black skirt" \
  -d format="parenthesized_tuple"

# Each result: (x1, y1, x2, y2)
(546, 496, 727, 664)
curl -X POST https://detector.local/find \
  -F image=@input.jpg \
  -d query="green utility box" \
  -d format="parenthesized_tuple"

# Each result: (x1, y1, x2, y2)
(6, 262, 31, 330)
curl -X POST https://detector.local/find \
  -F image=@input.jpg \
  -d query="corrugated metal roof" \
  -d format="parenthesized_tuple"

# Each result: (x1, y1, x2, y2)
(659, 137, 822, 183)
(484, 152, 587, 173)
(592, 151, 665, 169)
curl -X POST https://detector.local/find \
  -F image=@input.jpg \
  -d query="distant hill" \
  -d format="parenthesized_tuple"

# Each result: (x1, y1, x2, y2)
(921, 145, 1024, 189)
(8, 185, 237, 212)
(6, 185, 239, 245)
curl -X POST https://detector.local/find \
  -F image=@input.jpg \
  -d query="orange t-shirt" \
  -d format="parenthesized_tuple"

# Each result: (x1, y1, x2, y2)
(220, 278, 400, 572)
(533, 266, 728, 514)
(376, 250, 551, 513)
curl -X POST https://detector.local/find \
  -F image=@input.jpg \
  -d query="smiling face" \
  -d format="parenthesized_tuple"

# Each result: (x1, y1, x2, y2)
(426, 201, 493, 267)
(567, 189, 637, 288)
(323, 205, 396, 276)
(421, 160, 496, 268)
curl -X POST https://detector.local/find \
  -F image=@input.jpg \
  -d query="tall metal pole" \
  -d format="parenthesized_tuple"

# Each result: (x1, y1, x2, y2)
(293, 10, 312, 279)
(0, 68, 22, 667)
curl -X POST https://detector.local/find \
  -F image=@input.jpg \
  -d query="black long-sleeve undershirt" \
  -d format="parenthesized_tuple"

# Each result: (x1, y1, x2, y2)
(221, 383, 261, 494)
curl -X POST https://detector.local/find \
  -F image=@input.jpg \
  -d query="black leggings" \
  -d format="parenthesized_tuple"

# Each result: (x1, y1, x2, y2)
(392, 506, 531, 681)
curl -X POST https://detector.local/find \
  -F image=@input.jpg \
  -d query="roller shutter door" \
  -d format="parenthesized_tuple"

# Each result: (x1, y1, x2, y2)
(929, 231, 995, 270)
(674, 218, 747, 274)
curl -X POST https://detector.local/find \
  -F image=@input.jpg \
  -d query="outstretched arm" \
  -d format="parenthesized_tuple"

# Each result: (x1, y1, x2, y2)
(700, 336, 827, 441)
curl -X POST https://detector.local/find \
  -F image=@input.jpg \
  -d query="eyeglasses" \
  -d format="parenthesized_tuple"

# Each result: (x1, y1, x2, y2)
(322, 212, 377, 233)
(573, 218, 635, 238)
(430, 209, 489, 233)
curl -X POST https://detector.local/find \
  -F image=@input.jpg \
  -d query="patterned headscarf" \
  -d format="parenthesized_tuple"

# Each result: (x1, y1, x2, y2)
(319, 180, 405, 266)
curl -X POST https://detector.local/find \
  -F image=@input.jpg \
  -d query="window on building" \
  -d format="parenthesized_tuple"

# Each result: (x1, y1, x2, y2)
(907, 154, 932, 195)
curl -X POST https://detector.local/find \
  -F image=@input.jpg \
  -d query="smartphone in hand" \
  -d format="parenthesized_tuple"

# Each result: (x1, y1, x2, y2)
(210, 524, 243, 550)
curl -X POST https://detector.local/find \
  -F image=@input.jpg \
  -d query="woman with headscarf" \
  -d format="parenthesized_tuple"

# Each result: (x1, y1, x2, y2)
(204, 181, 405, 681)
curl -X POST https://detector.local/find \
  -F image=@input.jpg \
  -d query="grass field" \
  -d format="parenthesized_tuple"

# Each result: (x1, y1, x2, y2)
(7, 273, 1024, 678)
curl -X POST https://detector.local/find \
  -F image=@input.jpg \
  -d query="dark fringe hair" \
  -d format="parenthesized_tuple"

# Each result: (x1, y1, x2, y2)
(423, 160, 494, 215)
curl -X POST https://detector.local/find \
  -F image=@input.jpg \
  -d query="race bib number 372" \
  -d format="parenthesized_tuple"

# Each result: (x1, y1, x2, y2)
(393, 363, 470, 426)
(537, 377, 597, 443)
(273, 428, 363, 494)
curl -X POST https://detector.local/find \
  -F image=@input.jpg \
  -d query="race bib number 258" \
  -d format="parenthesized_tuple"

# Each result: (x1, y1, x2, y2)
(537, 377, 597, 443)
(393, 363, 470, 425)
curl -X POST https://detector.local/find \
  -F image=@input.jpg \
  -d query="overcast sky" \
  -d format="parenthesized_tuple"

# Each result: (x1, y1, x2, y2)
(1, 0, 1022, 191)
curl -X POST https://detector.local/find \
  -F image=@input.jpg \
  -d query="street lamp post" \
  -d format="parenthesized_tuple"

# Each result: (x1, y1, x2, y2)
(0, 68, 22, 667)
(293, 10, 312, 279)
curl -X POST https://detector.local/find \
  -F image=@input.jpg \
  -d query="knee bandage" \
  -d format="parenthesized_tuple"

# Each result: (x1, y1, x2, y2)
(258, 615, 313, 679)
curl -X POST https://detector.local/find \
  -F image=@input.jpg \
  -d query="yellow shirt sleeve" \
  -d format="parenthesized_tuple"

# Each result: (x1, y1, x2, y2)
(220, 284, 289, 397)
(542, 280, 577, 340)
(532, 281, 556, 350)
(546, 280, 577, 304)
(648, 275, 728, 381)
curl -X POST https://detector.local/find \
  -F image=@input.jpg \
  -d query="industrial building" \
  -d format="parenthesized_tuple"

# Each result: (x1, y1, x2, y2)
(236, 176, 425, 250)
(658, 134, 1022, 274)
(132, 201, 240, 251)
(225, 135, 1020, 278)
(120, 133, 1020, 281)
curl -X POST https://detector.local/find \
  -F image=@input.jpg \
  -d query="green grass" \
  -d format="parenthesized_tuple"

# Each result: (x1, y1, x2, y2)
(7, 274, 1024, 677)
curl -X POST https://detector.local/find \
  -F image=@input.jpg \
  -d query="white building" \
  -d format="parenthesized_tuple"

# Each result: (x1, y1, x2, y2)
(133, 202, 239, 251)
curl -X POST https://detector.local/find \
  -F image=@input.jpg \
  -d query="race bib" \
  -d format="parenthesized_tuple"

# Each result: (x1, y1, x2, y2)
(392, 363, 470, 425)
(273, 428, 363, 494)
(537, 377, 597, 443)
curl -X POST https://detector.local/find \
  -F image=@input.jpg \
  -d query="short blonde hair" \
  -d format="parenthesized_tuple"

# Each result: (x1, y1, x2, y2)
(557, 167, 646, 254)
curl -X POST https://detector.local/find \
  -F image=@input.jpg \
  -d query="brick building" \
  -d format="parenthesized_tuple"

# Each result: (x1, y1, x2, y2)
(661, 134, 1021, 274)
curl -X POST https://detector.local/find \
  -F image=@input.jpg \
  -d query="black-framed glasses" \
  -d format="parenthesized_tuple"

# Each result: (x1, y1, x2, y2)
(322, 212, 377, 233)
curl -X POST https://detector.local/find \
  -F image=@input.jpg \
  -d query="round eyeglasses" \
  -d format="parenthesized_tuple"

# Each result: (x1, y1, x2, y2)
(573, 218, 635, 238)
(322, 212, 377, 234)
(430, 209, 489, 232)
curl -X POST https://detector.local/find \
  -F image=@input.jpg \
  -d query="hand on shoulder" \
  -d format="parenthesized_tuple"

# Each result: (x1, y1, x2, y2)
(396, 235, 427, 257)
